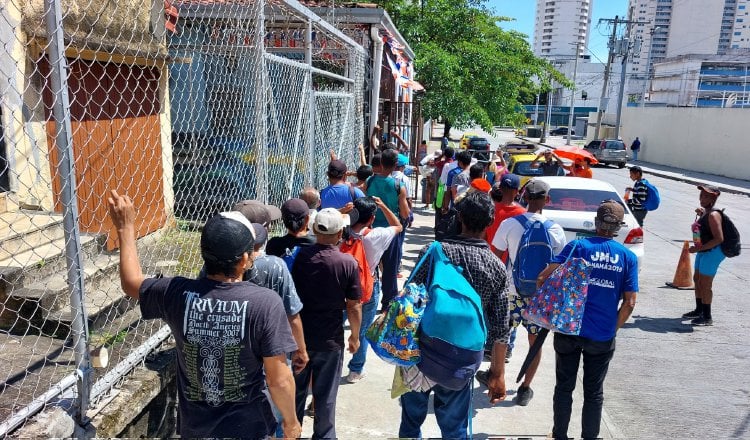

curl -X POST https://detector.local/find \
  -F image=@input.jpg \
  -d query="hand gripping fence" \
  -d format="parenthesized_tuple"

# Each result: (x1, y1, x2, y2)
(0, 0, 365, 435)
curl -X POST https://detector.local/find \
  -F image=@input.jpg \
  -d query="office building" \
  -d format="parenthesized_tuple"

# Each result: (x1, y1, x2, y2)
(629, 0, 750, 104)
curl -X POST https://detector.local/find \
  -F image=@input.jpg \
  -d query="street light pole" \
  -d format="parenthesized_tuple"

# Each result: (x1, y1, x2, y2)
(566, 43, 580, 145)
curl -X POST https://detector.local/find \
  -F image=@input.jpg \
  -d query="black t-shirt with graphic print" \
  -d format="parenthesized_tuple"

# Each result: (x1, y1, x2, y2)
(139, 277, 297, 438)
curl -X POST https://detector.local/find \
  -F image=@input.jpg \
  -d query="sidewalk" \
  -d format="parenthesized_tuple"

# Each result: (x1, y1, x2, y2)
(518, 134, 750, 197)
(301, 206, 599, 439)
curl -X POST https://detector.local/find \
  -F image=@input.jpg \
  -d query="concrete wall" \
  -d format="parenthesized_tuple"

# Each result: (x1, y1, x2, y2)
(621, 107, 747, 180)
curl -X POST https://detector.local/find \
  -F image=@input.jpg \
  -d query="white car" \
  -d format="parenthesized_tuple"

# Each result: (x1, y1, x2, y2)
(519, 176, 644, 268)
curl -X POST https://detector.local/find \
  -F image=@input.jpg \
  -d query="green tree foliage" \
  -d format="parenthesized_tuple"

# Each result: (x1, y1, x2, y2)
(377, 0, 568, 129)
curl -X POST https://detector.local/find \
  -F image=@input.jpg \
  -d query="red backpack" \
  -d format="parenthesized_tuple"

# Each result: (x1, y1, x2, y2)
(340, 229, 374, 303)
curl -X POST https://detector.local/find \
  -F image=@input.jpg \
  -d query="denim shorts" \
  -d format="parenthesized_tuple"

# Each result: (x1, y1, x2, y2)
(695, 246, 725, 277)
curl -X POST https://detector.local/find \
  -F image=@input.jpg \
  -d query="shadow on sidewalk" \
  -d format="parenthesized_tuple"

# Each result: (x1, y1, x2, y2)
(621, 315, 694, 334)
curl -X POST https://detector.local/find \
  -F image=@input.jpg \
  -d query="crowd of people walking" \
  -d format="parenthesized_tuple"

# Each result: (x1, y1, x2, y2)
(103, 135, 736, 439)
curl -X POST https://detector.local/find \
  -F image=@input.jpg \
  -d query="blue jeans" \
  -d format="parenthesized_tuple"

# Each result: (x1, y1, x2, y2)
(348, 277, 381, 374)
(380, 231, 403, 310)
(294, 350, 344, 439)
(632, 150, 639, 161)
(399, 382, 471, 439)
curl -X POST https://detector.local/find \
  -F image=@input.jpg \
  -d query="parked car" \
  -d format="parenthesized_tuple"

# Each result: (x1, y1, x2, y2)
(459, 132, 478, 149)
(466, 137, 491, 162)
(584, 139, 629, 168)
(518, 176, 644, 268)
(550, 127, 575, 136)
(507, 153, 565, 186)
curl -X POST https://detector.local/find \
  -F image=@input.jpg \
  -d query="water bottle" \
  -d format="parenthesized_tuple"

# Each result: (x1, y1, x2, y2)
(691, 216, 702, 249)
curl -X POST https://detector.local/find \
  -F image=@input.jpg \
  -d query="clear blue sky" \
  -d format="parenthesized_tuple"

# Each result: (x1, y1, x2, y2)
(486, 0, 628, 63)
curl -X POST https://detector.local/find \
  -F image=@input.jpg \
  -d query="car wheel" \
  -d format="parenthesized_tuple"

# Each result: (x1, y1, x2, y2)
(618, 162, 625, 169)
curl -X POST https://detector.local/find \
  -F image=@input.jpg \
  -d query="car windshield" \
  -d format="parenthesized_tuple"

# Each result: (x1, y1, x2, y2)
(605, 141, 625, 150)
(513, 161, 544, 176)
(544, 188, 623, 212)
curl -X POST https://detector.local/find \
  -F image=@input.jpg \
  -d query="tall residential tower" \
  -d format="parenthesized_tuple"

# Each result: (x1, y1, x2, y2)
(533, 0, 593, 59)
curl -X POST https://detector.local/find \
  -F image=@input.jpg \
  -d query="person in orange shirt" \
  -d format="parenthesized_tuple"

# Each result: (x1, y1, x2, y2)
(572, 159, 593, 178)
(486, 174, 527, 258)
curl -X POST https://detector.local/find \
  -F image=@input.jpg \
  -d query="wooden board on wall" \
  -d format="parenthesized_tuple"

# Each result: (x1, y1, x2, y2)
(42, 58, 166, 250)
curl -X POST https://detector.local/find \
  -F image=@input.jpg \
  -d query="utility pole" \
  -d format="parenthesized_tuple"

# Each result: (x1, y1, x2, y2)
(594, 16, 618, 141)
(614, 6, 635, 140)
(566, 42, 581, 145)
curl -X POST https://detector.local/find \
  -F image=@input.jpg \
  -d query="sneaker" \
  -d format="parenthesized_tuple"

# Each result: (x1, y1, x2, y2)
(682, 309, 701, 319)
(475, 370, 489, 387)
(514, 386, 534, 406)
(691, 316, 713, 326)
(346, 371, 365, 383)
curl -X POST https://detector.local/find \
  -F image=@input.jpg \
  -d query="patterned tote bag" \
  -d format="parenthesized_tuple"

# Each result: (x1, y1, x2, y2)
(365, 281, 428, 366)
(522, 242, 592, 335)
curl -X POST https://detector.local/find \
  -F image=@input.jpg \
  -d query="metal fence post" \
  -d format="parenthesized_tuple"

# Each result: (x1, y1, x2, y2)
(305, 18, 315, 187)
(44, 0, 92, 427)
(253, 0, 268, 202)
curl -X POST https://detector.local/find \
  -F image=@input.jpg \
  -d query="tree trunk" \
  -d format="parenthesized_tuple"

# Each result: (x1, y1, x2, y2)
(443, 121, 452, 139)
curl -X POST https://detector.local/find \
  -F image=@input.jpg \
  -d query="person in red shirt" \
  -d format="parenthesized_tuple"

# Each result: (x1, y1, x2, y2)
(486, 173, 526, 259)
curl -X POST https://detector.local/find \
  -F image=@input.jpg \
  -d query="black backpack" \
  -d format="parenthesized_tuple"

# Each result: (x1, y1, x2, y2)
(719, 209, 741, 258)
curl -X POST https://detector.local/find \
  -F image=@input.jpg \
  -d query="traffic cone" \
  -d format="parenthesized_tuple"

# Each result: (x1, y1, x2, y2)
(665, 241, 694, 289)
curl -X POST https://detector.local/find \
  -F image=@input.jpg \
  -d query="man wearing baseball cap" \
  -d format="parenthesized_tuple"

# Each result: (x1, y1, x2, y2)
(233, 199, 282, 226)
(486, 174, 526, 253)
(683, 184, 725, 326)
(107, 190, 300, 439)
(537, 199, 638, 440)
(266, 198, 316, 259)
(290, 208, 362, 438)
(485, 178, 567, 405)
(320, 159, 364, 210)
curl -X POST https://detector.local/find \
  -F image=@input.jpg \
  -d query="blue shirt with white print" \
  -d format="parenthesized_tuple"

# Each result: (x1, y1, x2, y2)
(553, 237, 638, 341)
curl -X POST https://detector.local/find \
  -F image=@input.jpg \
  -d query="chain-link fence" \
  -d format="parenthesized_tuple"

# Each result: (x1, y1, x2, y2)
(0, 0, 365, 435)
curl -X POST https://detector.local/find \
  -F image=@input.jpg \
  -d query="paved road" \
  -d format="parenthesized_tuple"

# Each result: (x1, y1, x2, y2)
(481, 127, 750, 438)
(299, 127, 750, 438)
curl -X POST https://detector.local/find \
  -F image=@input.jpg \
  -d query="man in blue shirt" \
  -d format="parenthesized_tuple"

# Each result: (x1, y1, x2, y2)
(537, 200, 638, 440)
(320, 159, 364, 210)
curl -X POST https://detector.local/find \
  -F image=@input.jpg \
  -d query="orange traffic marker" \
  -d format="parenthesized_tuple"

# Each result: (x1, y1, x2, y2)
(665, 240, 694, 289)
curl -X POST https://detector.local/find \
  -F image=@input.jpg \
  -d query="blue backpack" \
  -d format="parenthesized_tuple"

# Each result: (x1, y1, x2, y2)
(512, 215, 555, 297)
(415, 242, 487, 390)
(281, 246, 301, 272)
(641, 179, 660, 211)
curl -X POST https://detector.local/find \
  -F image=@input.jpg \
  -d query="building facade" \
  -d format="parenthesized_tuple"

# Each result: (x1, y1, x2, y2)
(650, 54, 750, 107)
(628, 0, 750, 104)
(533, 0, 592, 58)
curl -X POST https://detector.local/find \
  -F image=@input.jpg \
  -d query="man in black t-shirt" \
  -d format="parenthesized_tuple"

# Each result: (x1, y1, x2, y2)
(107, 190, 300, 439)
(530, 150, 571, 176)
(266, 198, 316, 258)
(291, 208, 362, 439)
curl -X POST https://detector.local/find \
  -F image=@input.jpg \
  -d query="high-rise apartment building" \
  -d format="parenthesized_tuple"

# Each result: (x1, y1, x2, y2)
(533, 0, 593, 59)
(629, 0, 750, 77)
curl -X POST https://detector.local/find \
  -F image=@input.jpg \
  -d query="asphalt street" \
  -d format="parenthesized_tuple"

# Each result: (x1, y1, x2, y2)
(298, 128, 750, 438)
(487, 128, 750, 439)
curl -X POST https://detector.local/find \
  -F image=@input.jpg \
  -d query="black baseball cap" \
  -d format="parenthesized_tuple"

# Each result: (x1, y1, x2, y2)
(281, 198, 309, 220)
(251, 223, 268, 246)
(328, 160, 348, 178)
(201, 212, 256, 263)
